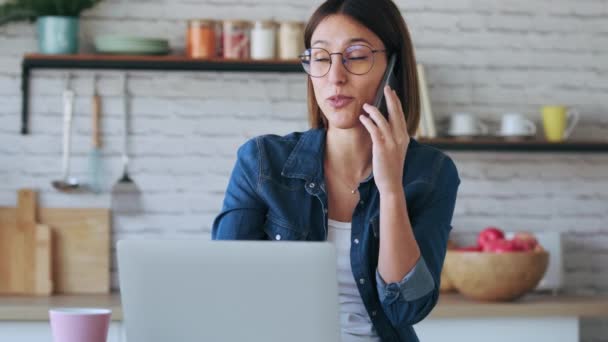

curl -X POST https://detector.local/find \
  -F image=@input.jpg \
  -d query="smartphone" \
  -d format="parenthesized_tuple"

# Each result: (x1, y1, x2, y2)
(372, 54, 399, 118)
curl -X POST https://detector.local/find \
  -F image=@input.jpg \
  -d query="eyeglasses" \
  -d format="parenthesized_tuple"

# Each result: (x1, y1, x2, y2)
(299, 45, 387, 78)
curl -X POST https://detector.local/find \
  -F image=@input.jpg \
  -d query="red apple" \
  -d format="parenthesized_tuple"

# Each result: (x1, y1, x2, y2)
(482, 239, 519, 253)
(512, 232, 538, 251)
(477, 227, 505, 247)
(513, 239, 536, 251)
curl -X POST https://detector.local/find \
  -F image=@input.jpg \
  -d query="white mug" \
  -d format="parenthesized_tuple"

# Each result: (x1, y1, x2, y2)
(500, 113, 537, 137)
(448, 112, 488, 137)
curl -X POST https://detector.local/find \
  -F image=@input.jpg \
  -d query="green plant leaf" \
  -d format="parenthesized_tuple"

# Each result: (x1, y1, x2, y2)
(0, 8, 37, 25)
(0, 0, 102, 25)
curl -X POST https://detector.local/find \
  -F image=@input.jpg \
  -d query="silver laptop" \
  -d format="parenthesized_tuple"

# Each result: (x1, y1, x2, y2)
(117, 239, 340, 342)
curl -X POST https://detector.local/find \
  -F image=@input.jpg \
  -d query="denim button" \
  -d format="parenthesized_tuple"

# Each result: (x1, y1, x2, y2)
(275, 234, 281, 240)
(359, 200, 364, 205)
(308, 182, 315, 188)
(359, 278, 365, 285)
(371, 310, 377, 317)
(353, 238, 359, 244)
(386, 283, 399, 296)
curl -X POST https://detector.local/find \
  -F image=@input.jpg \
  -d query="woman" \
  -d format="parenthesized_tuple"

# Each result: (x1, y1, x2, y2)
(212, 0, 460, 341)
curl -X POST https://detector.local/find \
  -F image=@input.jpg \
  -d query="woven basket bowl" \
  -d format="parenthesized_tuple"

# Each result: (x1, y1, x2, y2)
(444, 250, 549, 301)
(440, 240, 458, 292)
(440, 265, 456, 292)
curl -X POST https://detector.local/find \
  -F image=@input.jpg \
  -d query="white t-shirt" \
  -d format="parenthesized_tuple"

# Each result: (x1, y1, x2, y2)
(327, 218, 381, 342)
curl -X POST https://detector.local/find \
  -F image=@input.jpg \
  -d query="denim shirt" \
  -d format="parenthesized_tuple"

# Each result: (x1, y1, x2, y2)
(212, 128, 460, 342)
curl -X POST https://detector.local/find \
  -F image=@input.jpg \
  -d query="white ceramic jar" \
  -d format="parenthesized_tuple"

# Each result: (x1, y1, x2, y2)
(278, 21, 304, 60)
(250, 20, 276, 60)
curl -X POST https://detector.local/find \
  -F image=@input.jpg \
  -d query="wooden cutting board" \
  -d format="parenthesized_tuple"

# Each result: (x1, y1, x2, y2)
(0, 192, 110, 294)
(0, 194, 31, 294)
(0, 194, 28, 294)
(0, 189, 52, 295)
(40, 207, 110, 294)
(33, 223, 53, 294)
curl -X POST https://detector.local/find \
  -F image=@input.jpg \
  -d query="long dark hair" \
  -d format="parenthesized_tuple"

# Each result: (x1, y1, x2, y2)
(304, 0, 420, 136)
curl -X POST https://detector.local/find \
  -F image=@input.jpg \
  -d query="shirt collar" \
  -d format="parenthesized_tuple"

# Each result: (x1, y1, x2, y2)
(281, 128, 326, 183)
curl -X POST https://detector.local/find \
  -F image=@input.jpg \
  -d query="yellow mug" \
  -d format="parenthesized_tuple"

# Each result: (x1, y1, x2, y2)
(541, 105, 579, 142)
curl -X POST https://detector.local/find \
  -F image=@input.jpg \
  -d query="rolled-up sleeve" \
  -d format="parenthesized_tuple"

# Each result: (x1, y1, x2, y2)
(375, 256, 435, 304)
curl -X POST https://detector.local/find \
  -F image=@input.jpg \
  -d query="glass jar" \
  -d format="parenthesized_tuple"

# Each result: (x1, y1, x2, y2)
(222, 20, 251, 59)
(186, 19, 216, 59)
(250, 20, 277, 60)
(278, 21, 304, 60)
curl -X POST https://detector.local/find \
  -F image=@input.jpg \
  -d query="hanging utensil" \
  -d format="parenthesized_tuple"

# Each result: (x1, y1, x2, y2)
(52, 73, 83, 192)
(111, 73, 142, 214)
(88, 74, 103, 194)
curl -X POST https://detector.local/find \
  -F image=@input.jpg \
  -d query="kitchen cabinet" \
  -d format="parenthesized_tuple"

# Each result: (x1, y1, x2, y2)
(0, 319, 580, 342)
(414, 292, 608, 342)
(415, 317, 578, 342)
(18, 54, 608, 154)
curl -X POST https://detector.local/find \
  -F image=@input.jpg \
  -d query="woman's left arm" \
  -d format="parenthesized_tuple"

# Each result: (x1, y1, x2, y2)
(360, 86, 460, 326)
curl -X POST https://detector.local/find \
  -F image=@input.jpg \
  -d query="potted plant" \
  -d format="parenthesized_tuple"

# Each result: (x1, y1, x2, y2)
(0, 0, 101, 54)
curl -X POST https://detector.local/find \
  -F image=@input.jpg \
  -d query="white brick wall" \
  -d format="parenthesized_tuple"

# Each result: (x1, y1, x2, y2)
(1, 0, 607, 340)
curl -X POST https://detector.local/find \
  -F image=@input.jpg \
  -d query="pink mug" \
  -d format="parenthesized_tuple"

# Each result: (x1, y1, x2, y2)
(49, 308, 111, 342)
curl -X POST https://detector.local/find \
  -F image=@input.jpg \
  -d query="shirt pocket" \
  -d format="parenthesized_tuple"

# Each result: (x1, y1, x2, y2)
(263, 214, 308, 241)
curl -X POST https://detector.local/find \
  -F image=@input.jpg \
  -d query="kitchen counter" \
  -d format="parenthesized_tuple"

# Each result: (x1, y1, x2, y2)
(1, 292, 607, 321)
(432, 292, 608, 318)
(0, 294, 122, 321)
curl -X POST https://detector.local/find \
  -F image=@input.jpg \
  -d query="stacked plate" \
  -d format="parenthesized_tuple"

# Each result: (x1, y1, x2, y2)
(94, 35, 170, 55)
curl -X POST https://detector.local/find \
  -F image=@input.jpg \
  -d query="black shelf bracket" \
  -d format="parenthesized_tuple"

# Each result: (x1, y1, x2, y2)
(21, 61, 31, 135)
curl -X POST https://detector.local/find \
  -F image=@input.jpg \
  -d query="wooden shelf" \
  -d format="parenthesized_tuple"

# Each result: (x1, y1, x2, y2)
(417, 137, 608, 153)
(22, 53, 302, 72)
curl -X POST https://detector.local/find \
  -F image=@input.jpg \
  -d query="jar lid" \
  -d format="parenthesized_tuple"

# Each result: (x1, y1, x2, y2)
(188, 19, 216, 26)
(254, 20, 277, 29)
(223, 19, 252, 27)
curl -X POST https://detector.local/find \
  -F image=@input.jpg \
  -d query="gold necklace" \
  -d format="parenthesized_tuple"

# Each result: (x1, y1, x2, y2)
(336, 176, 359, 194)
(325, 163, 362, 195)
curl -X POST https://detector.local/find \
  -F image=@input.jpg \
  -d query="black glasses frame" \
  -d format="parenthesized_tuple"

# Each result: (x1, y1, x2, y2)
(299, 45, 387, 77)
